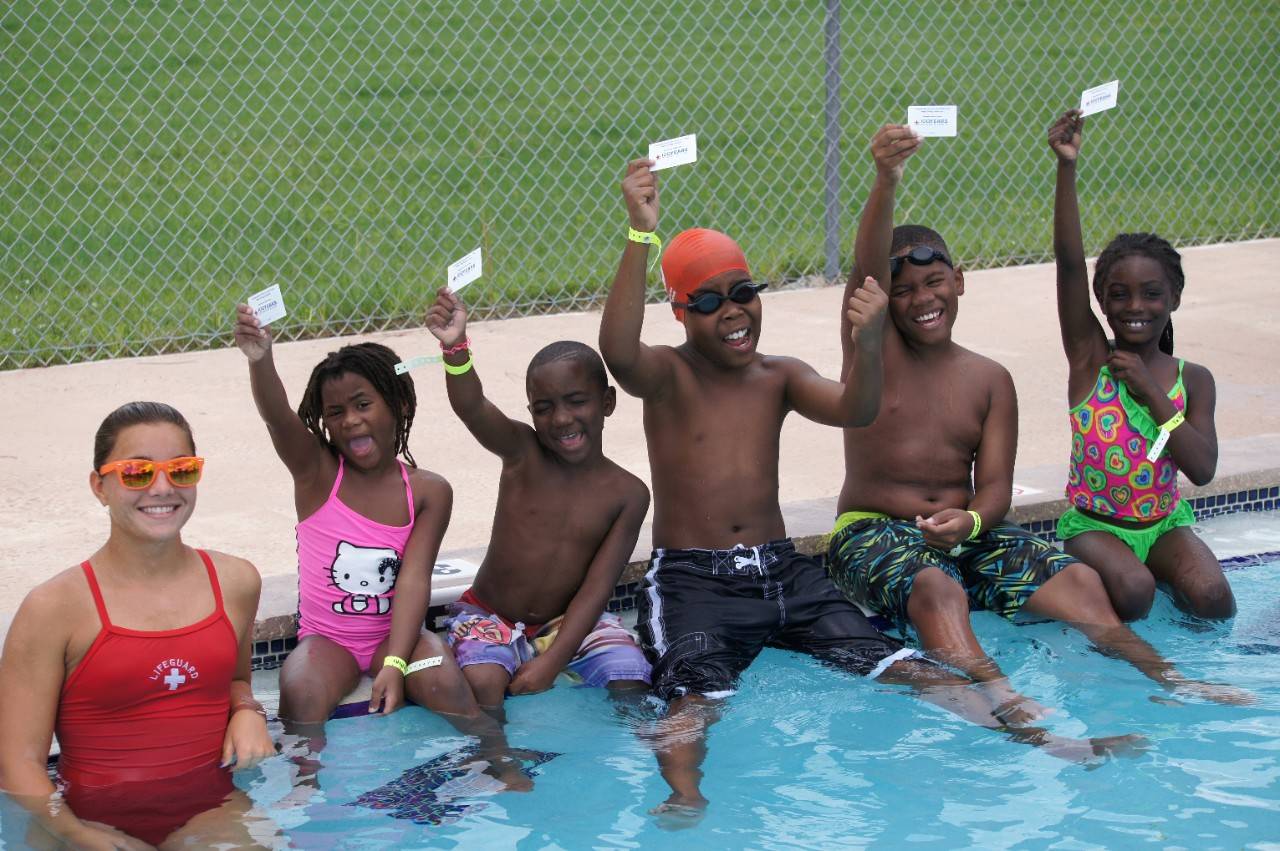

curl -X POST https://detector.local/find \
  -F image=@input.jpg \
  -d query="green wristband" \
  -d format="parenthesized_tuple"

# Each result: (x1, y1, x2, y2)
(966, 510, 983, 540)
(443, 353, 474, 376)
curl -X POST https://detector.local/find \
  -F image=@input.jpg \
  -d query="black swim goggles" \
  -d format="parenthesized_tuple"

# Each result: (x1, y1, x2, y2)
(888, 246, 953, 279)
(673, 280, 768, 315)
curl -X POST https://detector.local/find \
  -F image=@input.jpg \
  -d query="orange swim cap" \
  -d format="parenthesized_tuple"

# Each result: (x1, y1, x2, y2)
(661, 228, 751, 321)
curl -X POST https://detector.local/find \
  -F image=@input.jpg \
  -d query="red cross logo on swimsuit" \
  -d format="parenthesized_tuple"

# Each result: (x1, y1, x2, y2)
(148, 657, 200, 691)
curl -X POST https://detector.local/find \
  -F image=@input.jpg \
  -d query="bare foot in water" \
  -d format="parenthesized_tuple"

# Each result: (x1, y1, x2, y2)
(1041, 733, 1150, 763)
(991, 691, 1054, 727)
(479, 755, 535, 793)
(651, 793, 709, 830)
(1171, 680, 1256, 706)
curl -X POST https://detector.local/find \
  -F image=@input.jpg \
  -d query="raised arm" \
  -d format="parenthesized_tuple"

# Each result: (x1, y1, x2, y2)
(368, 474, 452, 714)
(785, 277, 888, 427)
(918, 365, 1017, 549)
(1049, 109, 1109, 377)
(842, 124, 920, 367)
(233, 306, 327, 482)
(508, 479, 650, 695)
(425, 288, 528, 461)
(599, 158, 674, 399)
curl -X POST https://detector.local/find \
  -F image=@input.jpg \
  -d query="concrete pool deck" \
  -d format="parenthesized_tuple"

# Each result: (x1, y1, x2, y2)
(1, 238, 1278, 643)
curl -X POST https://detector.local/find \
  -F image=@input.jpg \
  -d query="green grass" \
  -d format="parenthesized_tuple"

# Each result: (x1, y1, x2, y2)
(2, 0, 1277, 368)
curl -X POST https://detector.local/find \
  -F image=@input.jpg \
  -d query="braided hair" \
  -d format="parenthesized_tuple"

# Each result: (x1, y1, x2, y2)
(297, 342, 418, 467)
(1093, 233, 1184, 355)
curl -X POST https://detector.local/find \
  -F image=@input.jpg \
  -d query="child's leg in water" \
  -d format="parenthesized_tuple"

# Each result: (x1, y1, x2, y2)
(904, 567, 1049, 725)
(875, 657, 1148, 763)
(378, 638, 533, 792)
(1147, 527, 1235, 619)
(1065, 532, 1158, 620)
(278, 634, 362, 730)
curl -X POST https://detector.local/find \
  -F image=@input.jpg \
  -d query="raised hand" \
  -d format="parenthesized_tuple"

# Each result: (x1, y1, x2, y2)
(870, 123, 922, 183)
(425, 286, 468, 349)
(1048, 109, 1084, 163)
(621, 158, 659, 232)
(233, 304, 272, 362)
(847, 277, 888, 346)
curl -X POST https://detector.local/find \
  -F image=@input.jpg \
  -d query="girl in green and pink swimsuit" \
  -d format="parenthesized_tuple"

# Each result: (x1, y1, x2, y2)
(1048, 108, 1234, 621)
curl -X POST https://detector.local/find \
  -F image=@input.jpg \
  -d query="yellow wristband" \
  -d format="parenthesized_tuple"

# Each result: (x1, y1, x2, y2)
(443, 353, 474, 376)
(966, 510, 983, 540)
(383, 655, 408, 675)
(1159, 411, 1185, 432)
(627, 227, 662, 269)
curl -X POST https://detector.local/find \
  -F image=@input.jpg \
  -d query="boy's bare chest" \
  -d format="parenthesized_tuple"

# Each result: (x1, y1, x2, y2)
(499, 466, 617, 543)
(875, 360, 986, 448)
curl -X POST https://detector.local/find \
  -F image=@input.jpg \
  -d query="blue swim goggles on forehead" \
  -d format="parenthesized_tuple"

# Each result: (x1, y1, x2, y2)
(673, 280, 768, 315)
(889, 246, 953, 279)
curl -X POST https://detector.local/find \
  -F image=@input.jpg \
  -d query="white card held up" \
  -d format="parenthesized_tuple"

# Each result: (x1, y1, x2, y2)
(648, 134, 698, 170)
(247, 284, 287, 326)
(1080, 80, 1119, 116)
(907, 105, 957, 137)
(448, 248, 482, 292)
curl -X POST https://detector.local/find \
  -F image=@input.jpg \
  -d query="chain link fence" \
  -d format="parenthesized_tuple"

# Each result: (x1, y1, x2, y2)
(3, 1, 1277, 370)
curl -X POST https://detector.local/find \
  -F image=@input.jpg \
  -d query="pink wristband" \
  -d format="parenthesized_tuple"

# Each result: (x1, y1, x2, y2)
(440, 337, 471, 356)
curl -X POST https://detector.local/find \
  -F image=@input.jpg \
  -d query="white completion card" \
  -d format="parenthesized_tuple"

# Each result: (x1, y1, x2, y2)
(247, 284, 287, 327)
(1080, 80, 1120, 116)
(907, 105, 957, 137)
(448, 248, 483, 292)
(648, 134, 698, 170)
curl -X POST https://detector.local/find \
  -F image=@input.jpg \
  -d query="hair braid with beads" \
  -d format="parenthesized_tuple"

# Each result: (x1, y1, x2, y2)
(1093, 232, 1184, 355)
(297, 342, 418, 467)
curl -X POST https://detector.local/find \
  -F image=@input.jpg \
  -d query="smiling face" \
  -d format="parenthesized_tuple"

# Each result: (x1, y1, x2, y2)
(1098, 255, 1178, 349)
(681, 269, 763, 367)
(320, 372, 399, 469)
(886, 248, 963, 345)
(91, 421, 198, 543)
(526, 358, 615, 463)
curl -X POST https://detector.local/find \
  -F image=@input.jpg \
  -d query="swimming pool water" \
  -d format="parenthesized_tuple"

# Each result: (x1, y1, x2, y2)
(237, 556, 1280, 850)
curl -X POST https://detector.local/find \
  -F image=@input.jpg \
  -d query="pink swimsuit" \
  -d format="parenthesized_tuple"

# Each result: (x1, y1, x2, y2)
(1065, 360, 1186, 521)
(295, 456, 415, 669)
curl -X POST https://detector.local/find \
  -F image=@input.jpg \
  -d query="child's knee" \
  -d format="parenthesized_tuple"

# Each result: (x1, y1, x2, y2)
(1184, 576, 1235, 620)
(907, 569, 968, 619)
(1105, 569, 1156, 621)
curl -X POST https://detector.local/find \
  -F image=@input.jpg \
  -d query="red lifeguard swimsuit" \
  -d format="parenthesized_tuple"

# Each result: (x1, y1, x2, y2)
(55, 550, 240, 841)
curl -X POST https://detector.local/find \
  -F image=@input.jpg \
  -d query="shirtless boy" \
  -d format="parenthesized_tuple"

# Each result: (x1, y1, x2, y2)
(826, 124, 1249, 710)
(599, 158, 1132, 824)
(426, 289, 652, 716)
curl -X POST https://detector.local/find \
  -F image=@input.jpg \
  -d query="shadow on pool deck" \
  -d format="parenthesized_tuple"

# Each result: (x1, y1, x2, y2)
(1, 239, 1278, 643)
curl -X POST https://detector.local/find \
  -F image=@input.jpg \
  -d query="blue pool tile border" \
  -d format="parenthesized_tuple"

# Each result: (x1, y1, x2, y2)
(250, 487, 1280, 669)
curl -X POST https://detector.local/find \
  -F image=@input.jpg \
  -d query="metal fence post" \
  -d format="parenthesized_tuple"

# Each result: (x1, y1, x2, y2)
(822, 0, 843, 283)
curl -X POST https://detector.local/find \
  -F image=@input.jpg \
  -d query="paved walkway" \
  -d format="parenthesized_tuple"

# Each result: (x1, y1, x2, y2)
(2, 239, 1277, 634)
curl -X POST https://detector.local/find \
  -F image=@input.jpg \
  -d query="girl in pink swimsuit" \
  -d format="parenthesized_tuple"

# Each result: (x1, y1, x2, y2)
(1047, 109, 1234, 622)
(233, 309, 501, 746)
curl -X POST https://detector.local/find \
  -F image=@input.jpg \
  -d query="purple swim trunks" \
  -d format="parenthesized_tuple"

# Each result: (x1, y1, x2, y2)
(443, 590, 651, 688)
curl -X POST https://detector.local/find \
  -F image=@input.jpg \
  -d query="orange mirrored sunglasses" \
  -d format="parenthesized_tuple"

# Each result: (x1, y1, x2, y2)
(97, 456, 205, 489)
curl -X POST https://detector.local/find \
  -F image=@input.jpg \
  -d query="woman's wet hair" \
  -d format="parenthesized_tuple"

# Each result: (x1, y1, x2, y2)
(93, 401, 195, 470)
(1093, 232, 1184, 355)
(297, 342, 417, 467)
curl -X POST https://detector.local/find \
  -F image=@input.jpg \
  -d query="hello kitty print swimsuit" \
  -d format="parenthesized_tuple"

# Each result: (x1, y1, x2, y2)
(295, 456, 414, 670)
(1065, 360, 1186, 521)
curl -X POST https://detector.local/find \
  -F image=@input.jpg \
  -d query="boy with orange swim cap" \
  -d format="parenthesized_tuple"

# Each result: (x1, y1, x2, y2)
(599, 158, 1122, 825)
